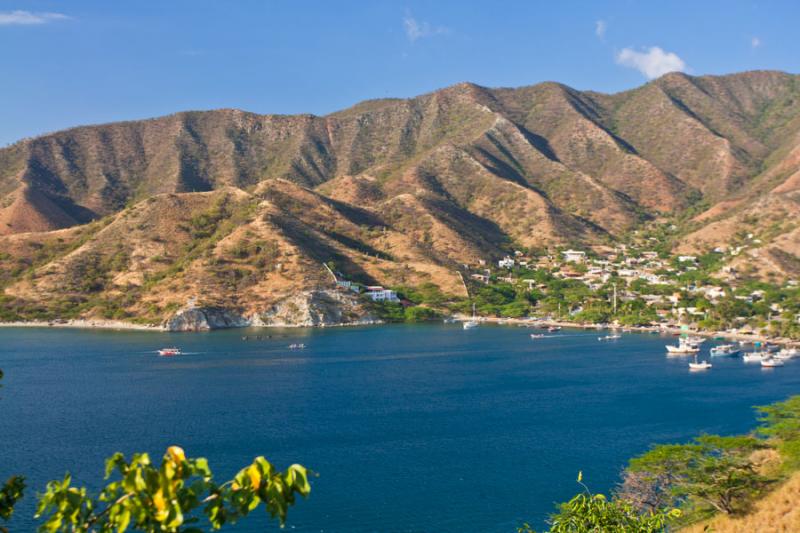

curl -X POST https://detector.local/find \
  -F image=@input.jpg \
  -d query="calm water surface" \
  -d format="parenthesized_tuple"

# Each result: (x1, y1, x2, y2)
(2, 325, 799, 532)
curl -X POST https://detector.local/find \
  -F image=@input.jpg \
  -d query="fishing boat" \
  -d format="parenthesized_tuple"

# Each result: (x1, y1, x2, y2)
(158, 347, 182, 357)
(743, 352, 765, 363)
(710, 344, 741, 357)
(598, 334, 621, 341)
(689, 352, 712, 370)
(666, 338, 699, 354)
(761, 357, 784, 368)
(463, 304, 479, 330)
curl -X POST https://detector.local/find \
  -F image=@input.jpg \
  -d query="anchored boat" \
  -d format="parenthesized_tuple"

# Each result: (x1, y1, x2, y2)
(666, 338, 700, 354)
(710, 344, 741, 357)
(689, 353, 712, 370)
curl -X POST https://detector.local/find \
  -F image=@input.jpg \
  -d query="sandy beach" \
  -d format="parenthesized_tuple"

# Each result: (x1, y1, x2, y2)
(0, 319, 164, 331)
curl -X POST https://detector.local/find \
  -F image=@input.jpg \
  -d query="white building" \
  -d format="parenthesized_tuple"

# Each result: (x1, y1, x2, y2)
(366, 286, 400, 302)
(562, 250, 586, 263)
(498, 256, 515, 269)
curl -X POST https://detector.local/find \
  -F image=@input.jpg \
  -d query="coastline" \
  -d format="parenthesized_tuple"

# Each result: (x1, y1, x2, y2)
(0, 319, 165, 331)
(0, 315, 794, 347)
(0, 317, 384, 332)
(453, 315, 798, 347)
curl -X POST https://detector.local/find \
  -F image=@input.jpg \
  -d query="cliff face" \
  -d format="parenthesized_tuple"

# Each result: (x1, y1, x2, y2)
(1, 70, 800, 325)
(163, 291, 376, 331)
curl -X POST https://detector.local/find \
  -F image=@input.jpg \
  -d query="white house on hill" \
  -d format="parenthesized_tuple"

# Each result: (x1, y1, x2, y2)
(366, 286, 400, 302)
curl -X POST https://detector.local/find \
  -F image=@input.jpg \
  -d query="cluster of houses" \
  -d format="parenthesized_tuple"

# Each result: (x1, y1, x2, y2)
(332, 272, 400, 303)
(468, 244, 792, 326)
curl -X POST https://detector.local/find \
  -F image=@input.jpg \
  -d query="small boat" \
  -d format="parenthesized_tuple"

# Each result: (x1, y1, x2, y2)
(547, 326, 562, 333)
(158, 347, 182, 357)
(710, 344, 741, 357)
(743, 352, 765, 363)
(776, 348, 799, 360)
(463, 304, 479, 330)
(598, 334, 621, 341)
(689, 353, 711, 370)
(530, 333, 546, 339)
(289, 343, 306, 350)
(685, 336, 706, 345)
(666, 338, 699, 354)
(761, 358, 784, 368)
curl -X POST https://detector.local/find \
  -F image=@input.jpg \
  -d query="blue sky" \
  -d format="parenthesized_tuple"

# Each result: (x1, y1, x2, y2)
(1, 1, 798, 145)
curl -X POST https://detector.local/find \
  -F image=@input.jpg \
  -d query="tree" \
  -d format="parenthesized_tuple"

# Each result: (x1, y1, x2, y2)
(757, 395, 800, 469)
(34, 446, 310, 532)
(519, 473, 679, 532)
(624, 435, 768, 517)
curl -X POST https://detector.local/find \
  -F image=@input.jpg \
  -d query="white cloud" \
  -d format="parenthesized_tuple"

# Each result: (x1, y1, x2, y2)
(0, 10, 70, 25)
(403, 13, 450, 43)
(616, 46, 687, 79)
(751, 36, 761, 48)
(595, 20, 606, 39)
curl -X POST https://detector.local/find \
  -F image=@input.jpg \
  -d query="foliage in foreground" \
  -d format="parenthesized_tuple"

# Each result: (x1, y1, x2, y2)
(25, 447, 309, 533)
(519, 473, 679, 532)
(0, 476, 25, 533)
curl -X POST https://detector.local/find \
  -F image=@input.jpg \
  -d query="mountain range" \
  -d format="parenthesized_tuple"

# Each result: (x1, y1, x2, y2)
(1, 70, 799, 327)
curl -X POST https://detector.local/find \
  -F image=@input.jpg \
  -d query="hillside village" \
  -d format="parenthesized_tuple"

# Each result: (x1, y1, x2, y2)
(327, 220, 800, 341)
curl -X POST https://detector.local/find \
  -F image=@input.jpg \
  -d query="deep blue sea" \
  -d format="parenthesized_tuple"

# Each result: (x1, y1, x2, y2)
(2, 324, 799, 532)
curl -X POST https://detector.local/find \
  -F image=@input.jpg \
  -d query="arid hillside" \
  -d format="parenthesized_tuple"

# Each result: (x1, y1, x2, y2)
(1, 70, 800, 325)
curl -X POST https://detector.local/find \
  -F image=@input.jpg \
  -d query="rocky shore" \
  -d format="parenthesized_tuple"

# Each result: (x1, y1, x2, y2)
(0, 290, 380, 332)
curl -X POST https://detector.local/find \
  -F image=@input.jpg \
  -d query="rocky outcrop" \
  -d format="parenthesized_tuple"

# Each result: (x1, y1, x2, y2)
(252, 290, 377, 327)
(163, 290, 376, 331)
(164, 306, 249, 332)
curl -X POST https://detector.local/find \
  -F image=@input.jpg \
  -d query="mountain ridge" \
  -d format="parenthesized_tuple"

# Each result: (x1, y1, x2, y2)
(1, 69, 800, 326)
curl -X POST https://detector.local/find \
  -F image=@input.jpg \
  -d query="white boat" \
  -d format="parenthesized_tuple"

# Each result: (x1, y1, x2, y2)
(761, 357, 784, 368)
(289, 343, 306, 350)
(547, 326, 562, 333)
(689, 353, 711, 370)
(710, 344, 740, 357)
(666, 338, 699, 354)
(743, 352, 765, 363)
(776, 348, 799, 360)
(463, 304, 479, 330)
(599, 334, 621, 341)
(530, 333, 546, 339)
(685, 336, 706, 345)
(158, 347, 182, 357)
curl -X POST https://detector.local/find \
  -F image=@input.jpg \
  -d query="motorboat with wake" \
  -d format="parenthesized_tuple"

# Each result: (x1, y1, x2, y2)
(598, 333, 621, 341)
(158, 347, 182, 357)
